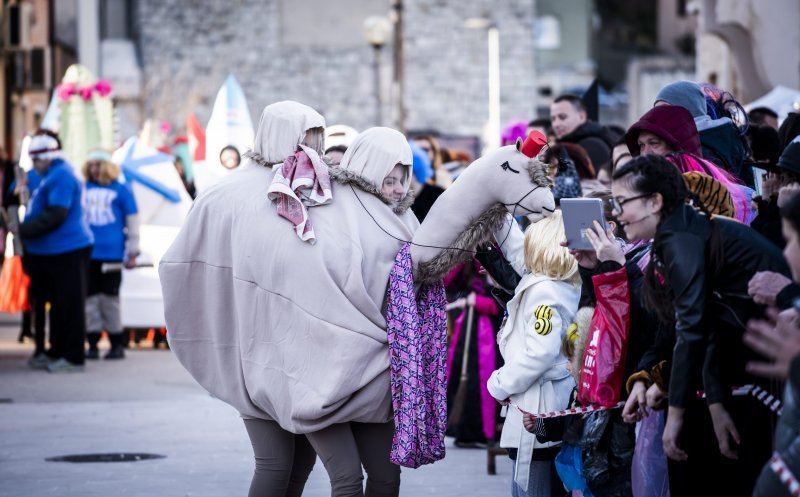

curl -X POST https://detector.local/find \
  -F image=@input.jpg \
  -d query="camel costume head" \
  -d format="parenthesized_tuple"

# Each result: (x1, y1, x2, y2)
(410, 131, 555, 283)
(160, 100, 554, 434)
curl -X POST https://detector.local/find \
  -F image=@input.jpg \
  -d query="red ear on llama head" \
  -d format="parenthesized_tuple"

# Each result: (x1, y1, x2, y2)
(519, 131, 547, 158)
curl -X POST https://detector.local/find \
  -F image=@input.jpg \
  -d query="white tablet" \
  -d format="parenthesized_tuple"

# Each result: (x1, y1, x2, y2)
(560, 198, 607, 251)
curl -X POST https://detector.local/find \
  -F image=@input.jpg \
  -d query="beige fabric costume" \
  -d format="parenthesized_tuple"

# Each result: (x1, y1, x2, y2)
(160, 118, 418, 433)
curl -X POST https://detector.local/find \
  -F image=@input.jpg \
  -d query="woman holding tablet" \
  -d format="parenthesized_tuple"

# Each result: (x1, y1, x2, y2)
(612, 155, 788, 497)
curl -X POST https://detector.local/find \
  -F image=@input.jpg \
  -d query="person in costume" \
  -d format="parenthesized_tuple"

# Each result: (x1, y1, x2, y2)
(164, 102, 326, 496)
(161, 97, 424, 495)
(487, 210, 580, 497)
(300, 127, 418, 497)
(81, 149, 140, 360)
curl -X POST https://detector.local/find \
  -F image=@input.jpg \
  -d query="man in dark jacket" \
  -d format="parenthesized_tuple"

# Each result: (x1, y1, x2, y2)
(550, 94, 616, 168)
(12, 130, 94, 373)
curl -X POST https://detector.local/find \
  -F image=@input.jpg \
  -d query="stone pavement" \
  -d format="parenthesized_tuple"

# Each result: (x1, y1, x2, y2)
(0, 313, 512, 497)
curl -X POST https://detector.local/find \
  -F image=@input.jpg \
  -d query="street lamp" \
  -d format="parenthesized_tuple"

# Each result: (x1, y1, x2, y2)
(363, 16, 392, 126)
(465, 17, 501, 151)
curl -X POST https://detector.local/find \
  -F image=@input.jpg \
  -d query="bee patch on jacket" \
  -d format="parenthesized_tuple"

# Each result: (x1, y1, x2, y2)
(532, 304, 554, 335)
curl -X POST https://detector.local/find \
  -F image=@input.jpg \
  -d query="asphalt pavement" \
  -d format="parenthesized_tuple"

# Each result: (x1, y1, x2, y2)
(0, 312, 512, 497)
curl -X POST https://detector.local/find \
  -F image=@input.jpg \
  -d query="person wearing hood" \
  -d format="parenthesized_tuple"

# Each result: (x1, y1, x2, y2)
(625, 105, 755, 224)
(654, 80, 753, 186)
(163, 101, 326, 497)
(161, 99, 421, 495)
(625, 105, 703, 158)
(304, 128, 419, 496)
(13, 129, 94, 373)
(550, 94, 615, 169)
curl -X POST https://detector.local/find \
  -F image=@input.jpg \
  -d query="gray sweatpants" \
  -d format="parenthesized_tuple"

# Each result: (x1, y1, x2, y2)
(243, 418, 316, 497)
(85, 294, 121, 334)
(305, 421, 401, 497)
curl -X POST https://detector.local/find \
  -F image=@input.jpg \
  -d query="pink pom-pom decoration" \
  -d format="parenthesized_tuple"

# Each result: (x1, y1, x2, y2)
(56, 83, 76, 102)
(79, 85, 94, 101)
(94, 80, 112, 97)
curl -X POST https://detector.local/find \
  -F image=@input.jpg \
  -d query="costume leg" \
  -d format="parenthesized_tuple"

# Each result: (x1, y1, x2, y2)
(352, 421, 400, 497)
(243, 418, 299, 497)
(286, 434, 316, 497)
(305, 423, 364, 497)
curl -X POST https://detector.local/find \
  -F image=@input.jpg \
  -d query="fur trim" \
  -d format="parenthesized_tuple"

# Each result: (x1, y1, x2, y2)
(528, 158, 553, 188)
(414, 203, 509, 285)
(328, 165, 415, 214)
(244, 150, 333, 167)
(571, 306, 595, 382)
(649, 360, 669, 392)
(242, 150, 280, 167)
(626, 370, 653, 395)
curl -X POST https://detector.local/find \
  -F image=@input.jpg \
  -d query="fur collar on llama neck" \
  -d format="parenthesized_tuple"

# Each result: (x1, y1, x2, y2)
(414, 202, 509, 285)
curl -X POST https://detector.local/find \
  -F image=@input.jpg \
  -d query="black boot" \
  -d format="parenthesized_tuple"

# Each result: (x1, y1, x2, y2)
(104, 333, 125, 360)
(86, 332, 102, 360)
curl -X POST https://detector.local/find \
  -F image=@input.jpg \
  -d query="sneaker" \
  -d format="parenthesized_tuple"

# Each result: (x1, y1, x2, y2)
(27, 353, 53, 370)
(46, 358, 85, 374)
(86, 348, 100, 360)
(104, 347, 125, 360)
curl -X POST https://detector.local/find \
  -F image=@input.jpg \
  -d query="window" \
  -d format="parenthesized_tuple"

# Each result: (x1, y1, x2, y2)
(533, 15, 561, 50)
(100, 0, 136, 40)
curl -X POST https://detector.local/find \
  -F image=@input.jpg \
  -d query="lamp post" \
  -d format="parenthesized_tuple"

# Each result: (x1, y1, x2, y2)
(363, 16, 392, 127)
(465, 17, 501, 151)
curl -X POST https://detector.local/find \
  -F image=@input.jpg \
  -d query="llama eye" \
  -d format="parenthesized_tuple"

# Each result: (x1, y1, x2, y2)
(500, 161, 520, 174)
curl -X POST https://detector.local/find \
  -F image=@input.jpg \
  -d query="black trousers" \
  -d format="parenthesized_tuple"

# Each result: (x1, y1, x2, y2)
(25, 246, 92, 364)
(88, 260, 123, 296)
(21, 254, 51, 356)
(668, 394, 776, 497)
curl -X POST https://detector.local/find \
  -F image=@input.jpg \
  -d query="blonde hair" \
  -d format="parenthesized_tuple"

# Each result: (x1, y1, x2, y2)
(82, 158, 120, 186)
(523, 210, 579, 283)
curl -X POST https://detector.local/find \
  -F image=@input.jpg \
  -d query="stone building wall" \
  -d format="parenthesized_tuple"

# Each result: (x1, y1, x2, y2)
(403, 0, 536, 136)
(137, 0, 537, 142)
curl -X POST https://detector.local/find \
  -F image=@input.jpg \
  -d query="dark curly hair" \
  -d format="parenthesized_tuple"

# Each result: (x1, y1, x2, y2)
(613, 155, 723, 323)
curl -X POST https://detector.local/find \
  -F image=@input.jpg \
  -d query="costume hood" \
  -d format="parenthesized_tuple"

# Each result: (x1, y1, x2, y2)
(338, 127, 412, 192)
(251, 100, 325, 163)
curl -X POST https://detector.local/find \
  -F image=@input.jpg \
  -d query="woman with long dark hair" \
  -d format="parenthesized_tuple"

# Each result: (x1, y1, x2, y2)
(615, 155, 789, 496)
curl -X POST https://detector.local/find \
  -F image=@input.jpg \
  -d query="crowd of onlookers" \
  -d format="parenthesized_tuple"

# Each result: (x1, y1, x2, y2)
(433, 80, 800, 497)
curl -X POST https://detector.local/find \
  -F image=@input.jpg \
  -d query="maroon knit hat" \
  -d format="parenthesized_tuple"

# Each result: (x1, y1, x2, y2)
(625, 105, 702, 157)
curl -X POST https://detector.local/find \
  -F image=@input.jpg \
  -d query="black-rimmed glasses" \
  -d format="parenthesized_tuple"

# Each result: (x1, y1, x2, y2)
(610, 193, 652, 215)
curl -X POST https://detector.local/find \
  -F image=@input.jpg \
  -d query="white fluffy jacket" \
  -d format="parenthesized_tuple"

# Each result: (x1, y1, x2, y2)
(487, 272, 579, 490)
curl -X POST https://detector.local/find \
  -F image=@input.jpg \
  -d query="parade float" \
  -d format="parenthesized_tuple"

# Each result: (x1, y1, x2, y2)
(112, 137, 193, 341)
(39, 64, 193, 341)
(193, 74, 254, 194)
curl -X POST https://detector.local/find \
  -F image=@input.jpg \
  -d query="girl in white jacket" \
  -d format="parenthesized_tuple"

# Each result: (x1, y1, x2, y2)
(488, 210, 580, 497)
